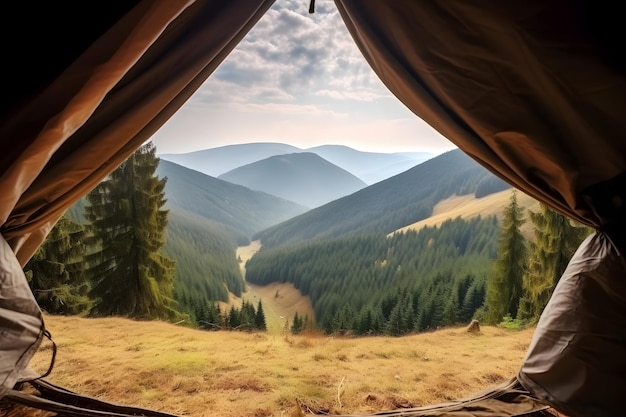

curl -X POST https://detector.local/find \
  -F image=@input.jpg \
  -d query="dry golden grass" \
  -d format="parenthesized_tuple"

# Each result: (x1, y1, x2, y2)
(23, 315, 535, 417)
(394, 190, 540, 238)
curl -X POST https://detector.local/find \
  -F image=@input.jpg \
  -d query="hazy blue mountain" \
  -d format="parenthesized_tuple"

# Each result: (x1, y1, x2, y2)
(218, 152, 368, 208)
(156, 160, 309, 243)
(160, 142, 302, 177)
(253, 148, 511, 248)
(159, 142, 437, 184)
(305, 145, 434, 184)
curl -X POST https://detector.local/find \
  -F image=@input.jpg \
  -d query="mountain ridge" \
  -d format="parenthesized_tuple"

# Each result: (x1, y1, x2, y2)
(252, 148, 511, 249)
(218, 152, 368, 208)
(159, 142, 436, 185)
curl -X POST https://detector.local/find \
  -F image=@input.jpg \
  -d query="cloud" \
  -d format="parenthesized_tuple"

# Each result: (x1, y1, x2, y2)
(151, 0, 455, 155)
(191, 0, 383, 104)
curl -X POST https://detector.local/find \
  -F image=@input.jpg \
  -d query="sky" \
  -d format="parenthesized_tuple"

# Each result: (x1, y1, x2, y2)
(150, 0, 457, 156)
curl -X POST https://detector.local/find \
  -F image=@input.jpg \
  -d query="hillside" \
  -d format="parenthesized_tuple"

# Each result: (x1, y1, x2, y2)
(157, 159, 308, 241)
(218, 152, 367, 208)
(25, 315, 536, 417)
(253, 149, 511, 249)
(159, 142, 302, 177)
(164, 209, 245, 303)
(396, 189, 541, 237)
(246, 216, 500, 333)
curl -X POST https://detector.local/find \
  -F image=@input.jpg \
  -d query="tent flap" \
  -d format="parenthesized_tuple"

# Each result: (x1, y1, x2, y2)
(0, 235, 44, 398)
(518, 232, 626, 417)
(334, 0, 626, 229)
(0, 0, 274, 401)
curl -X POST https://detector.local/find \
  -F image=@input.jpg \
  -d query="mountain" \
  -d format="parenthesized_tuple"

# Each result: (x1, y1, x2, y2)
(253, 148, 511, 249)
(305, 145, 434, 184)
(143, 160, 310, 308)
(159, 142, 302, 177)
(65, 160, 309, 306)
(159, 142, 435, 184)
(156, 160, 308, 242)
(218, 152, 368, 208)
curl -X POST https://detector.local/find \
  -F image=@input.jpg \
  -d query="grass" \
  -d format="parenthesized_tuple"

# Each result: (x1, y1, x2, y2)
(395, 189, 540, 238)
(21, 315, 535, 417)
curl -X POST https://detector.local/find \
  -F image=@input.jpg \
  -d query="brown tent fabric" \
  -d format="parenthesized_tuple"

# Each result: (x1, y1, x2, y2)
(0, 0, 273, 399)
(1, 0, 626, 416)
(334, 0, 626, 231)
(517, 232, 626, 417)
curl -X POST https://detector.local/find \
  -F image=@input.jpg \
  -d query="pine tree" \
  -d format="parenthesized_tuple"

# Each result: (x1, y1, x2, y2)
(254, 300, 267, 330)
(228, 306, 240, 329)
(24, 214, 91, 314)
(519, 203, 592, 321)
(84, 142, 178, 320)
(485, 190, 528, 323)
(291, 312, 303, 334)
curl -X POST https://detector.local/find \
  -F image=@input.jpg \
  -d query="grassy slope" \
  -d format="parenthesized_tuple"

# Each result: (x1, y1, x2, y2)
(395, 189, 540, 238)
(29, 315, 534, 417)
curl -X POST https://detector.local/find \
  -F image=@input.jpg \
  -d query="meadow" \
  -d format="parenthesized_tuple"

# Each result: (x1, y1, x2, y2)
(20, 315, 535, 417)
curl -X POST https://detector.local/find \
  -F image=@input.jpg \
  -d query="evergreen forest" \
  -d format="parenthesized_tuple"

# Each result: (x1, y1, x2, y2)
(246, 216, 500, 335)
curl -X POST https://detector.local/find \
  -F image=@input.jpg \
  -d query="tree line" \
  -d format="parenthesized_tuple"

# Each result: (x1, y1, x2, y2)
(192, 299, 267, 332)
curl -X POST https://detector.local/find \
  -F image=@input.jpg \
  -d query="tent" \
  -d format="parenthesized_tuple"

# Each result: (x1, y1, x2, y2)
(1, 1, 624, 416)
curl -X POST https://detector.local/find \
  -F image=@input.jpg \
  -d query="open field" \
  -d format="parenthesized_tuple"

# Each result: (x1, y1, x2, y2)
(19, 315, 535, 417)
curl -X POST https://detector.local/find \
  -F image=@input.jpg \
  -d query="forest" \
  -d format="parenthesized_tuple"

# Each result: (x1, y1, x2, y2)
(246, 216, 499, 335)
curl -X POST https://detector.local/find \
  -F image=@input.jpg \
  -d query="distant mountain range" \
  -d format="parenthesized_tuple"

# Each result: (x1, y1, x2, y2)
(65, 146, 511, 308)
(253, 148, 511, 249)
(305, 145, 434, 184)
(218, 152, 367, 208)
(159, 142, 435, 185)
(156, 160, 308, 242)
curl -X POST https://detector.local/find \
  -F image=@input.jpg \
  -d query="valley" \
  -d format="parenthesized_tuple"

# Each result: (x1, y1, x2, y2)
(225, 189, 540, 337)
(227, 240, 315, 335)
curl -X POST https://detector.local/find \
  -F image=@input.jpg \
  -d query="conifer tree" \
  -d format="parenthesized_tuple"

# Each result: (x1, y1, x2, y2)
(291, 312, 303, 334)
(228, 306, 240, 329)
(518, 203, 592, 321)
(254, 300, 267, 330)
(84, 142, 178, 320)
(24, 214, 91, 314)
(485, 190, 528, 323)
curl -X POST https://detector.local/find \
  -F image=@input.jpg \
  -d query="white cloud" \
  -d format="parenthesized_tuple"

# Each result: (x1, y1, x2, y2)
(151, 0, 455, 155)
